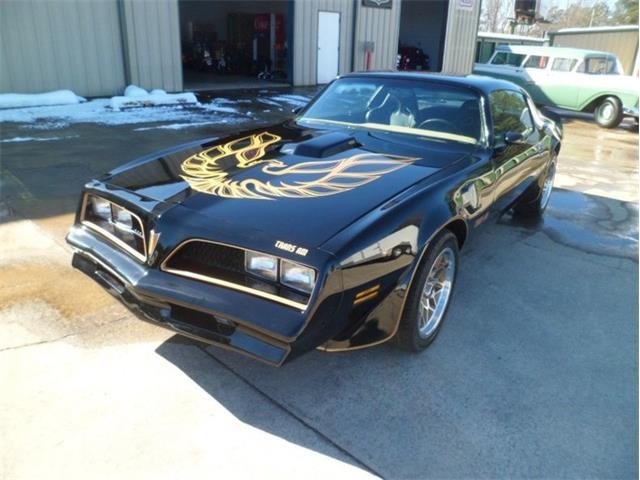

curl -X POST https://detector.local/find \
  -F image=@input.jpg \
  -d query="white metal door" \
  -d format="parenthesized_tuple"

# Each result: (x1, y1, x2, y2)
(317, 12, 340, 84)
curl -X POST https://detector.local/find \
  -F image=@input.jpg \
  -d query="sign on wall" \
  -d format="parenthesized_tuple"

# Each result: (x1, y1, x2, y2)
(362, 0, 392, 9)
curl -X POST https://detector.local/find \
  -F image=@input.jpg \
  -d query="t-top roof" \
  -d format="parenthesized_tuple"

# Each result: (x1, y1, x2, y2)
(339, 71, 523, 95)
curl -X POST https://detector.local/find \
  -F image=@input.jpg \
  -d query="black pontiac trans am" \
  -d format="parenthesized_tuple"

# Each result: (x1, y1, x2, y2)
(66, 73, 562, 366)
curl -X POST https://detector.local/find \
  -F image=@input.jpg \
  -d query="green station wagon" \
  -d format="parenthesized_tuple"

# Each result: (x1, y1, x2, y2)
(474, 45, 639, 128)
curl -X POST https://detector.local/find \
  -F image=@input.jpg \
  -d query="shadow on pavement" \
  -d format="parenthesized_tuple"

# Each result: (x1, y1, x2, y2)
(155, 190, 638, 478)
(155, 335, 378, 476)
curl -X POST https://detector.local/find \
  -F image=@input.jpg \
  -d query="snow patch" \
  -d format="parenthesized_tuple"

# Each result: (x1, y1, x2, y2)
(201, 102, 241, 114)
(0, 90, 85, 109)
(0, 87, 311, 130)
(133, 121, 220, 131)
(124, 85, 149, 98)
(257, 98, 281, 107)
(0, 135, 79, 143)
(267, 94, 311, 108)
(0, 98, 247, 129)
(110, 85, 198, 111)
(213, 98, 238, 104)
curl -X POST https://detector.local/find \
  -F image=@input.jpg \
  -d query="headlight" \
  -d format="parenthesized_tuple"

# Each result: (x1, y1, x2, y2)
(90, 196, 111, 220)
(280, 259, 316, 294)
(82, 194, 146, 261)
(245, 251, 278, 281)
(111, 204, 133, 231)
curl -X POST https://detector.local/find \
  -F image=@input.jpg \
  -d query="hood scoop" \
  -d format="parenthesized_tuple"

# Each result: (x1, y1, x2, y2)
(293, 132, 360, 158)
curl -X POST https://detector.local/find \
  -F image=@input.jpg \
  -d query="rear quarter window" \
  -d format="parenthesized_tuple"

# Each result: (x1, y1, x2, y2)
(577, 56, 621, 75)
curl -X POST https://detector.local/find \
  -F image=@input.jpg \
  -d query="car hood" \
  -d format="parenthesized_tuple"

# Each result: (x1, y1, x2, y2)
(103, 123, 472, 248)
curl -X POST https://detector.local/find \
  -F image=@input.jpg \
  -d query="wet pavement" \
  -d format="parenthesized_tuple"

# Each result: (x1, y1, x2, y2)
(0, 94, 638, 478)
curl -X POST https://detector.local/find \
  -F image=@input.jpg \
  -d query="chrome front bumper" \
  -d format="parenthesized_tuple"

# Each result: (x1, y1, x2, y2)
(623, 106, 639, 119)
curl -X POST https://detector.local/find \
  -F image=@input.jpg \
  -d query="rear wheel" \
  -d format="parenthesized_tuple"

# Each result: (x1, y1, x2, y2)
(396, 231, 459, 352)
(594, 96, 623, 129)
(515, 154, 557, 218)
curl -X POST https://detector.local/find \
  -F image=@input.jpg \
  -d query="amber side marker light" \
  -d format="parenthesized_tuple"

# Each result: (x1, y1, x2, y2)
(353, 285, 381, 305)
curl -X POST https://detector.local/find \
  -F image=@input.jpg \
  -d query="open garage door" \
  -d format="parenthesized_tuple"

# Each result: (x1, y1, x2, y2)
(179, 0, 291, 91)
(398, 0, 449, 72)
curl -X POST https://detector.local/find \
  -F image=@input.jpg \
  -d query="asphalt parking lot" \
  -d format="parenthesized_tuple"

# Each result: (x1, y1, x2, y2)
(1, 94, 638, 479)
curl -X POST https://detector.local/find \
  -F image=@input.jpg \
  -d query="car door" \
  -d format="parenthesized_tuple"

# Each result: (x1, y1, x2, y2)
(574, 55, 624, 110)
(539, 57, 580, 109)
(489, 90, 549, 212)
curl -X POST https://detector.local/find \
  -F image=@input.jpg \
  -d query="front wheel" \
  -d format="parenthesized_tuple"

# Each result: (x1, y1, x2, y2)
(396, 231, 459, 352)
(594, 96, 623, 129)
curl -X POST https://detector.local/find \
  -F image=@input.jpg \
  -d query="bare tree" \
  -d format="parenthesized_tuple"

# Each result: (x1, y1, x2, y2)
(480, 0, 514, 32)
(613, 0, 639, 24)
(542, 0, 612, 31)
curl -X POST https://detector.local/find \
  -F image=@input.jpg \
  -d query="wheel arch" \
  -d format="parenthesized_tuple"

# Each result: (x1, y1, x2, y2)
(444, 218, 468, 251)
(320, 215, 470, 352)
(580, 94, 621, 113)
(389, 216, 469, 336)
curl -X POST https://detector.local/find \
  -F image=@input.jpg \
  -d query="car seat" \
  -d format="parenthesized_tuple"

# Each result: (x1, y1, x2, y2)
(389, 88, 418, 127)
(366, 92, 416, 127)
(366, 93, 400, 125)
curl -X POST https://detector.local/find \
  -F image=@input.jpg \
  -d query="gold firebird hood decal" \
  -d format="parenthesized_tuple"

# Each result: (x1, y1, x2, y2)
(180, 132, 418, 200)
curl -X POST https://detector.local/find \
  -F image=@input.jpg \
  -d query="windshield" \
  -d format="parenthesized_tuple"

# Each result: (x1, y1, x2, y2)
(490, 51, 526, 67)
(298, 77, 483, 145)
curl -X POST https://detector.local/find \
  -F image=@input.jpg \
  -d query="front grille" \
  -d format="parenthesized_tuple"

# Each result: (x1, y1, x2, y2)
(163, 241, 245, 283)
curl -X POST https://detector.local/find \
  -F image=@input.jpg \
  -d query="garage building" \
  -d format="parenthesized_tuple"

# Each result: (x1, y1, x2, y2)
(0, 0, 481, 97)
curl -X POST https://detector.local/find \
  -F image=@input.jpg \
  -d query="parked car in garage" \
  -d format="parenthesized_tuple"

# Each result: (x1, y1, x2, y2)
(474, 45, 639, 128)
(67, 73, 561, 366)
(397, 45, 430, 71)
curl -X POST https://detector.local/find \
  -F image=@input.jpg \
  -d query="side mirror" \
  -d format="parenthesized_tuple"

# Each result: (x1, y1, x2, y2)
(504, 131, 525, 144)
(292, 107, 302, 115)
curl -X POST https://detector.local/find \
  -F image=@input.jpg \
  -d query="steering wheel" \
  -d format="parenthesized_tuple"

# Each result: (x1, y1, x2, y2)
(418, 118, 460, 134)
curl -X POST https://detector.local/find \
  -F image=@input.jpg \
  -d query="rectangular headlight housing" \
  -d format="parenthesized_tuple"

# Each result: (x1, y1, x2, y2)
(280, 259, 316, 294)
(82, 194, 146, 261)
(245, 251, 278, 281)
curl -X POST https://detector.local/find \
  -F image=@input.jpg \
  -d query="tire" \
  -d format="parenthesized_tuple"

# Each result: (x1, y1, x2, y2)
(396, 231, 459, 352)
(514, 154, 557, 218)
(594, 96, 623, 129)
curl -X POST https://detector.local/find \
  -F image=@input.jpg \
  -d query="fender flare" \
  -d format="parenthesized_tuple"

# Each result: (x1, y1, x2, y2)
(386, 216, 469, 342)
